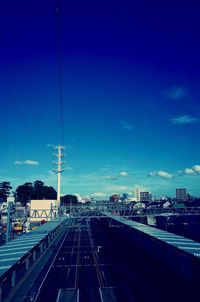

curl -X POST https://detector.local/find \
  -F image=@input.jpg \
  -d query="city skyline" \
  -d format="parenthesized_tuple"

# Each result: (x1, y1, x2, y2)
(1, 1, 200, 198)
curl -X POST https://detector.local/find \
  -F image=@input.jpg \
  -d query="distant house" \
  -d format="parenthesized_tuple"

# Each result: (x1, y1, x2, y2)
(140, 192, 152, 202)
(109, 194, 121, 202)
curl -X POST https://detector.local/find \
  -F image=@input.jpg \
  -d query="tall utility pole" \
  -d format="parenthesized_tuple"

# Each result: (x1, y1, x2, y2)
(53, 145, 65, 206)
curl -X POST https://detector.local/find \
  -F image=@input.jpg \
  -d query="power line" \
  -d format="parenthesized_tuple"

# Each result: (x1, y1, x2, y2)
(0, 78, 39, 145)
(0, 78, 52, 163)
(0, 13, 53, 163)
(56, 0, 65, 146)
(0, 2, 66, 169)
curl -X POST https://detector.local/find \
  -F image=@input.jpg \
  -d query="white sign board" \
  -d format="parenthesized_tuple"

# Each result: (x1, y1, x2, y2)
(7, 197, 15, 203)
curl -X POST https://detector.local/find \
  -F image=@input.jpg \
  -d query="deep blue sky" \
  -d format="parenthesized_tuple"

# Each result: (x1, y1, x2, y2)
(1, 0, 200, 199)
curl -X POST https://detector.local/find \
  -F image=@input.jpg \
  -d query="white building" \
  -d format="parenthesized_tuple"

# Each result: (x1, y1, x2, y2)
(30, 200, 59, 222)
(140, 192, 152, 202)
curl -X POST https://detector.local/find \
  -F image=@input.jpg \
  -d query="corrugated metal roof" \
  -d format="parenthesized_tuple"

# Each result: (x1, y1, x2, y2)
(0, 217, 67, 278)
(104, 212, 200, 258)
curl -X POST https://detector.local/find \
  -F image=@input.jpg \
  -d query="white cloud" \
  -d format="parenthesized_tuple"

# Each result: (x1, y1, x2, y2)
(66, 166, 73, 170)
(119, 120, 134, 130)
(157, 171, 173, 178)
(149, 171, 173, 179)
(15, 160, 40, 166)
(106, 176, 118, 180)
(120, 171, 128, 177)
(148, 172, 156, 176)
(24, 160, 40, 166)
(170, 115, 200, 124)
(165, 86, 187, 99)
(14, 161, 22, 165)
(46, 143, 55, 148)
(183, 168, 196, 175)
(91, 192, 106, 198)
(193, 165, 200, 173)
(178, 165, 200, 176)
(48, 170, 54, 175)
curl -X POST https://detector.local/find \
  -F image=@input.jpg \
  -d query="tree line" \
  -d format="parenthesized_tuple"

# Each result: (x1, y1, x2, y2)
(0, 181, 78, 206)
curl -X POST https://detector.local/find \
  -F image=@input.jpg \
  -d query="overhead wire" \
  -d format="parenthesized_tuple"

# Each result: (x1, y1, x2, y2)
(56, 0, 65, 146)
(0, 4, 58, 165)
(0, 77, 52, 164)
(0, 10, 40, 148)
(0, 78, 39, 146)
(0, 2, 66, 179)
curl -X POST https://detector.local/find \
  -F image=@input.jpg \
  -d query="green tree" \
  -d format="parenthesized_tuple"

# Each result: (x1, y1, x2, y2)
(33, 180, 45, 199)
(15, 180, 57, 206)
(15, 182, 34, 206)
(0, 181, 12, 202)
(61, 194, 78, 206)
(33, 180, 57, 200)
(43, 186, 57, 199)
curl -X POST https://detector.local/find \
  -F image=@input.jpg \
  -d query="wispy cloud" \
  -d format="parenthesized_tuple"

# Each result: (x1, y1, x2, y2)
(46, 143, 55, 148)
(165, 86, 187, 99)
(119, 120, 134, 130)
(106, 171, 128, 180)
(14, 160, 40, 166)
(170, 115, 200, 124)
(106, 176, 118, 180)
(183, 168, 196, 175)
(193, 165, 200, 173)
(148, 171, 173, 179)
(179, 165, 200, 175)
(91, 192, 106, 198)
(66, 166, 73, 170)
(120, 171, 128, 177)
(48, 170, 54, 175)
